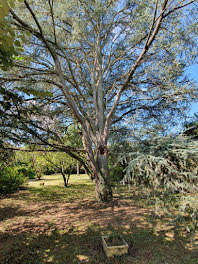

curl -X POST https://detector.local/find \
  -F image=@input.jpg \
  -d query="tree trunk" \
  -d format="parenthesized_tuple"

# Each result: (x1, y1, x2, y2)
(95, 172, 112, 201)
(77, 161, 79, 176)
(66, 173, 70, 186)
(61, 173, 68, 187)
(61, 164, 68, 188)
(95, 146, 112, 202)
(82, 129, 112, 201)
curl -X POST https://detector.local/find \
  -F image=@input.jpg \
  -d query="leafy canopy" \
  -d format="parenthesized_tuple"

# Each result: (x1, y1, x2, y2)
(0, 0, 24, 69)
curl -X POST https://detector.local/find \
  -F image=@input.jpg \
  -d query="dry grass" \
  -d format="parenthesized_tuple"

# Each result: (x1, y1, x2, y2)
(0, 174, 198, 264)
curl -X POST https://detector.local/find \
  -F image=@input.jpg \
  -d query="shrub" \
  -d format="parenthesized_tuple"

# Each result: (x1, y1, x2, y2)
(44, 167, 56, 175)
(17, 166, 36, 179)
(0, 167, 27, 194)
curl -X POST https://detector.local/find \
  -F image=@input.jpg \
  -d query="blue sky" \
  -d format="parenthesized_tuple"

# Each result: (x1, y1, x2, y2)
(186, 64, 198, 116)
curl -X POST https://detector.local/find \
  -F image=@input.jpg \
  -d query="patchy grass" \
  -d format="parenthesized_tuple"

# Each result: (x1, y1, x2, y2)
(27, 184, 95, 202)
(24, 174, 95, 202)
(28, 173, 93, 187)
(0, 175, 198, 264)
(1, 225, 197, 264)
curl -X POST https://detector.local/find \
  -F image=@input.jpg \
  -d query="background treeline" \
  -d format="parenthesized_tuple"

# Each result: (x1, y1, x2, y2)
(1, 116, 198, 196)
(0, 149, 81, 193)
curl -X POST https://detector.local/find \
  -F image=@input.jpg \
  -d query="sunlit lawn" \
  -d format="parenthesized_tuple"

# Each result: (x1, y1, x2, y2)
(27, 174, 95, 202)
(0, 174, 198, 264)
(28, 173, 93, 187)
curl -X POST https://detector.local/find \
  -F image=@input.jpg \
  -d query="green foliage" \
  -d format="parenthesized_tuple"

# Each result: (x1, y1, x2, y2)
(15, 149, 78, 184)
(184, 113, 198, 139)
(63, 124, 83, 149)
(17, 87, 53, 98)
(44, 152, 76, 173)
(17, 166, 36, 179)
(0, 147, 27, 193)
(0, 166, 27, 194)
(0, 86, 23, 111)
(0, 0, 16, 18)
(123, 136, 198, 192)
(121, 135, 198, 239)
(0, 148, 15, 166)
(109, 152, 126, 183)
(45, 166, 56, 175)
(0, 0, 31, 69)
(109, 163, 125, 183)
(0, 0, 24, 69)
(108, 126, 131, 182)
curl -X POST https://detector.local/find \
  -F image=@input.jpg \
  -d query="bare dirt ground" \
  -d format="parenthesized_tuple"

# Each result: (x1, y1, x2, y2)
(0, 195, 151, 234)
(0, 175, 198, 264)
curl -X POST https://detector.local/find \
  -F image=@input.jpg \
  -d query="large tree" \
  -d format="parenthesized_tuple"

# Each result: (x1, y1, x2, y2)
(0, 0, 198, 201)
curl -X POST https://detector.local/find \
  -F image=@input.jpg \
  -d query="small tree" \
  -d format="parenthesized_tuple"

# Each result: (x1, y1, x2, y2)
(31, 154, 47, 180)
(43, 151, 76, 187)
(16, 150, 47, 180)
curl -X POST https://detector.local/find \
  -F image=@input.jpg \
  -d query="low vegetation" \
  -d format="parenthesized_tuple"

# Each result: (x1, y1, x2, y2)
(0, 166, 27, 194)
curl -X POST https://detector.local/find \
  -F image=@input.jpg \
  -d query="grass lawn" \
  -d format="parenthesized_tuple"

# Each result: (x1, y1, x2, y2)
(0, 174, 198, 264)
(27, 174, 95, 202)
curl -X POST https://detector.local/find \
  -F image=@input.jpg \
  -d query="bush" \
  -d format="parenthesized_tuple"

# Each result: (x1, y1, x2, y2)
(17, 166, 36, 179)
(44, 167, 56, 175)
(0, 167, 27, 194)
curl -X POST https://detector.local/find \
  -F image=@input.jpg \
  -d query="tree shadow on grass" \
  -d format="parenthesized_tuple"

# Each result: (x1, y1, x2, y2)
(0, 223, 197, 264)
(1, 184, 95, 203)
(1, 187, 198, 263)
(28, 184, 95, 202)
(0, 206, 31, 222)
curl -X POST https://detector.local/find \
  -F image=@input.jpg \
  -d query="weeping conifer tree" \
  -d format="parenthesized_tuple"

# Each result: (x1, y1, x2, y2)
(121, 135, 198, 238)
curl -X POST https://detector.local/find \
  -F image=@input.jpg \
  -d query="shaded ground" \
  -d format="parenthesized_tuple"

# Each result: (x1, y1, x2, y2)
(0, 174, 198, 264)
